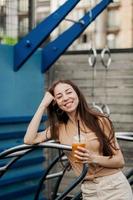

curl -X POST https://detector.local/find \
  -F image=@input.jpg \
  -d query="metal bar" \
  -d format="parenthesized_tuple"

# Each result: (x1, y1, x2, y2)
(125, 168, 133, 180)
(55, 163, 89, 200)
(0, 149, 33, 178)
(42, 0, 113, 72)
(46, 172, 64, 180)
(0, 142, 71, 159)
(14, 0, 80, 71)
(71, 191, 82, 200)
(116, 132, 133, 141)
(51, 163, 70, 200)
(28, 0, 36, 32)
(2, 134, 132, 199)
(0, 142, 88, 199)
(34, 152, 64, 200)
(129, 178, 133, 186)
(3, 149, 31, 158)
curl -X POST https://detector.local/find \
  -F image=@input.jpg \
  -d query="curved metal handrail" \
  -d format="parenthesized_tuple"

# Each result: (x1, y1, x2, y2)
(34, 151, 66, 200)
(56, 163, 89, 200)
(125, 168, 133, 179)
(0, 148, 33, 178)
(0, 142, 71, 159)
(0, 141, 89, 200)
(116, 132, 133, 141)
(51, 162, 70, 200)
(1, 132, 132, 199)
(0, 142, 71, 178)
(71, 191, 82, 200)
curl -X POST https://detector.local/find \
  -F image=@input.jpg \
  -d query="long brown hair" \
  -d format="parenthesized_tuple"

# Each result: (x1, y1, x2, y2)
(47, 79, 117, 156)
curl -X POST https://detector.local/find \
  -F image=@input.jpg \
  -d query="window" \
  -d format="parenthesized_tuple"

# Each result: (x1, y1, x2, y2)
(107, 34, 116, 48)
(108, 10, 120, 28)
(0, 0, 6, 6)
(18, 0, 28, 12)
(82, 34, 87, 43)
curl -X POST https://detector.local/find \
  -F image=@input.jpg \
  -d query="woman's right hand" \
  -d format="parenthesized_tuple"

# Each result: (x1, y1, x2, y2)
(40, 91, 55, 108)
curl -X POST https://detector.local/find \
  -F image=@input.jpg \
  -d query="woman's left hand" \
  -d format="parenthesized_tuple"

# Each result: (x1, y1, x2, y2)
(74, 146, 97, 164)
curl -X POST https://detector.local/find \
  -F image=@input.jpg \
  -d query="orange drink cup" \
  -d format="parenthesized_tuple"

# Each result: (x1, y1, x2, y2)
(72, 134, 86, 162)
(72, 143, 85, 152)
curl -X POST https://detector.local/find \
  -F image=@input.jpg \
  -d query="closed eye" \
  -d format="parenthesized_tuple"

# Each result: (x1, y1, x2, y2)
(56, 95, 62, 99)
(66, 91, 72, 94)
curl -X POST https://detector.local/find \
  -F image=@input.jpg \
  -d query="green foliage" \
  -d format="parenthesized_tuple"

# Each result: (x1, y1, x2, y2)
(2, 36, 18, 45)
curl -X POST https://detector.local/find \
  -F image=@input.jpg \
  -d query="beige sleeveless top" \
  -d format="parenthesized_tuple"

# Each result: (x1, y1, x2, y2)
(58, 119, 120, 180)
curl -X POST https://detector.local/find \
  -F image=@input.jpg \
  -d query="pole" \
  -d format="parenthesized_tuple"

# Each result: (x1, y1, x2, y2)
(28, 0, 36, 32)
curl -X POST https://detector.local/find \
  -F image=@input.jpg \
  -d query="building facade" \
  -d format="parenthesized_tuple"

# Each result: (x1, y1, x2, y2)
(0, 0, 50, 44)
(50, 0, 133, 50)
(0, 0, 133, 49)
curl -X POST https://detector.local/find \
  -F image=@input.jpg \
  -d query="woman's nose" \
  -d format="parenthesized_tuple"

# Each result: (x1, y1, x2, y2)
(62, 94, 68, 101)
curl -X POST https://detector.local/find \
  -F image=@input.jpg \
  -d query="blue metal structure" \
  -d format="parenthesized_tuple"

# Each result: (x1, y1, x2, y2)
(0, 118, 46, 200)
(0, 45, 46, 200)
(0, 45, 44, 118)
(14, 0, 113, 72)
(1, 0, 113, 199)
(42, 0, 113, 72)
(14, 0, 81, 71)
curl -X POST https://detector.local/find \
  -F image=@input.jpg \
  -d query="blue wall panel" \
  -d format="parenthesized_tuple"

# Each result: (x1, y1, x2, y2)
(0, 45, 47, 200)
(0, 44, 44, 118)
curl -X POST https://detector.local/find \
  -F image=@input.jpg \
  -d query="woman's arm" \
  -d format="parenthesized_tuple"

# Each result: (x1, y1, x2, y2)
(94, 117, 125, 168)
(75, 139, 125, 168)
(92, 144, 125, 168)
(24, 92, 54, 144)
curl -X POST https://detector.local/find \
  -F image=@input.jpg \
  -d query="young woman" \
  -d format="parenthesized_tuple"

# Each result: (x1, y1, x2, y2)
(24, 79, 133, 200)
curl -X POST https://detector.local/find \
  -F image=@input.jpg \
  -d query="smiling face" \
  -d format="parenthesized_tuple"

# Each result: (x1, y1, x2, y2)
(54, 83, 79, 115)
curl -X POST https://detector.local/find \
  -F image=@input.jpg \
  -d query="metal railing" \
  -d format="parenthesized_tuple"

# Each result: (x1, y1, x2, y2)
(116, 132, 133, 141)
(0, 141, 89, 200)
(0, 132, 133, 199)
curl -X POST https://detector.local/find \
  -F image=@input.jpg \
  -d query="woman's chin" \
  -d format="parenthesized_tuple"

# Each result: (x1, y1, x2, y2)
(65, 108, 77, 114)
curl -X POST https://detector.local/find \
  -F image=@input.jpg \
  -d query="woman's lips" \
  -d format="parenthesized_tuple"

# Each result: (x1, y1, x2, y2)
(64, 101, 73, 108)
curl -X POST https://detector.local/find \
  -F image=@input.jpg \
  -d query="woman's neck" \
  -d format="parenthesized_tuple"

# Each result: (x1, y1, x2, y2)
(67, 116, 90, 133)
(67, 113, 81, 126)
